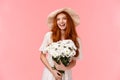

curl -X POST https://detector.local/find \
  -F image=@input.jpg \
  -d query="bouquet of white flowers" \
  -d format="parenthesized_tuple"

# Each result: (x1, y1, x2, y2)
(45, 39, 77, 74)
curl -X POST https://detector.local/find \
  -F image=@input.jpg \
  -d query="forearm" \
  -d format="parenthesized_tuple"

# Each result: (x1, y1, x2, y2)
(66, 60, 76, 70)
(40, 52, 53, 73)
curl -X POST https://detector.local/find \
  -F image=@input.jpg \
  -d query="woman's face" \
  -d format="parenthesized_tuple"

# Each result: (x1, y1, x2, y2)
(56, 13, 67, 30)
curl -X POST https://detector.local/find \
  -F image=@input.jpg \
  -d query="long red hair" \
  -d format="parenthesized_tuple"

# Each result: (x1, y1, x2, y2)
(51, 11, 80, 57)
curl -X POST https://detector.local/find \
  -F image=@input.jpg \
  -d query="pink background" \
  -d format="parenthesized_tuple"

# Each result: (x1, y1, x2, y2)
(0, 0, 120, 80)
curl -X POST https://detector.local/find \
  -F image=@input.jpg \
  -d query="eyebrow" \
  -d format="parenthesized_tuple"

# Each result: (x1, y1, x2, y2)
(57, 15, 66, 18)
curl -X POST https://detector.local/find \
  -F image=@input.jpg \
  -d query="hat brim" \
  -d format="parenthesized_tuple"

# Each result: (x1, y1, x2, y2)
(47, 8, 80, 29)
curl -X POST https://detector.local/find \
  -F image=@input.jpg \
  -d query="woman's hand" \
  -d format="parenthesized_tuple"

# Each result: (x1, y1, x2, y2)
(40, 53, 62, 80)
(51, 69, 62, 80)
(54, 61, 67, 71)
(54, 59, 76, 71)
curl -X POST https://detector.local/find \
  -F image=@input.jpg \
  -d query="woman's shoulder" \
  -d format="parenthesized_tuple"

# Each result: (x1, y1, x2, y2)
(77, 37, 81, 41)
(44, 31, 52, 37)
(44, 31, 53, 43)
(77, 37, 82, 46)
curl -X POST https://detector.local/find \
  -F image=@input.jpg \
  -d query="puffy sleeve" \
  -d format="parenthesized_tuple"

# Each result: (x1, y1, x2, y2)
(38, 32, 51, 54)
(73, 38, 83, 60)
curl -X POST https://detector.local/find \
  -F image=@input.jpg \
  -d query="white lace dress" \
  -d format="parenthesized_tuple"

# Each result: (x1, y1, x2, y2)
(39, 32, 82, 80)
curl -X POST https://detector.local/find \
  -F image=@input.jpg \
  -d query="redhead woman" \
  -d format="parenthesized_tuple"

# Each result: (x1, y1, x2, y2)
(39, 8, 82, 80)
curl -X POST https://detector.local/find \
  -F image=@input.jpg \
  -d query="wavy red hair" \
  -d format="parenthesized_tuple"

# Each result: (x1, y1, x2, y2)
(51, 11, 80, 57)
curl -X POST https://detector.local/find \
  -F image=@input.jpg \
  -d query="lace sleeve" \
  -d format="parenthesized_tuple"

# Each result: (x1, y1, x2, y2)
(39, 32, 51, 54)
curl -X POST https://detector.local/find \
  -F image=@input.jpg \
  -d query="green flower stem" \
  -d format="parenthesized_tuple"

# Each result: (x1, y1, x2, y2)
(52, 65, 65, 74)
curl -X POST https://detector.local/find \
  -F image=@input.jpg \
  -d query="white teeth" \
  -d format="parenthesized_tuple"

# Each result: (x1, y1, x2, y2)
(60, 24, 65, 26)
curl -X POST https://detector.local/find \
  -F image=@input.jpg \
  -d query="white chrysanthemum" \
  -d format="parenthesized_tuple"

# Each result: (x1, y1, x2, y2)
(46, 39, 77, 59)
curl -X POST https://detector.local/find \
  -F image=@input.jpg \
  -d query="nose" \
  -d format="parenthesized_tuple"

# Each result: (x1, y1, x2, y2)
(60, 19, 64, 23)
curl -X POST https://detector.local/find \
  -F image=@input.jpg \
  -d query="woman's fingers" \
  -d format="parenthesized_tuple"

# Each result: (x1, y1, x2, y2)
(52, 69, 62, 80)
(54, 61, 66, 71)
(56, 70, 62, 76)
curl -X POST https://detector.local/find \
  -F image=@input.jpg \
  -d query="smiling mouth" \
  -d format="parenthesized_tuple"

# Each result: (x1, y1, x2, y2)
(60, 24, 65, 26)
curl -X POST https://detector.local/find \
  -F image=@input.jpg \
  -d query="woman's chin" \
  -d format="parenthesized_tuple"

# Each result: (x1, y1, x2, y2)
(59, 27, 66, 30)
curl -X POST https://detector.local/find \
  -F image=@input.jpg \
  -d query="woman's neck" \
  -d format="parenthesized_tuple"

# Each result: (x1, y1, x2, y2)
(61, 30, 64, 34)
(61, 30, 65, 40)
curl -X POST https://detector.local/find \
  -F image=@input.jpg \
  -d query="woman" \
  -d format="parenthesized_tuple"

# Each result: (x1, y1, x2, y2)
(39, 8, 82, 80)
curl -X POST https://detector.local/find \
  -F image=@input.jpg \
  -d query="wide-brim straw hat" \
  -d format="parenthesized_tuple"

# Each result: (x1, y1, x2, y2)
(47, 8, 80, 29)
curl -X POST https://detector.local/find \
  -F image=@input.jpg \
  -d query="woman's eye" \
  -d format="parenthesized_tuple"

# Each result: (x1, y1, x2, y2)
(57, 18, 60, 21)
(63, 17, 67, 20)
